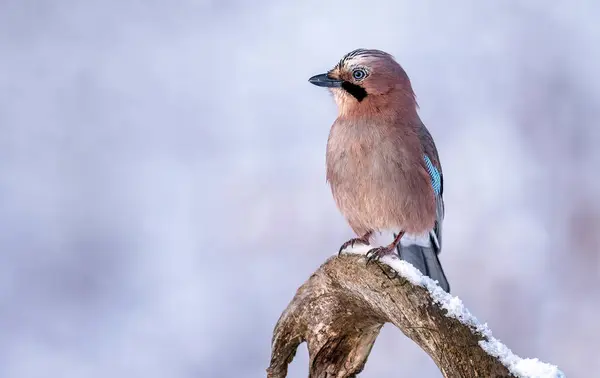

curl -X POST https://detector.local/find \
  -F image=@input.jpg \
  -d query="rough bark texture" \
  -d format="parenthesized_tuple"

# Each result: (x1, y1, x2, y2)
(267, 254, 512, 378)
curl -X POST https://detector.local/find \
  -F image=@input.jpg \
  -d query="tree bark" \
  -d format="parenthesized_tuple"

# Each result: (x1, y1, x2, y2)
(266, 254, 513, 378)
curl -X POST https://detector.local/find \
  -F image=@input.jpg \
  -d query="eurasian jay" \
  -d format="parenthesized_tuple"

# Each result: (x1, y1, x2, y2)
(309, 48, 450, 292)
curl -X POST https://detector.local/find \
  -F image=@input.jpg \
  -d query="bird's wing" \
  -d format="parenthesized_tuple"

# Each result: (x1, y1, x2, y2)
(418, 124, 444, 253)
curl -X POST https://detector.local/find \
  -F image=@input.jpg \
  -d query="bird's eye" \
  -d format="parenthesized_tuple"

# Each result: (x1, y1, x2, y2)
(352, 69, 367, 81)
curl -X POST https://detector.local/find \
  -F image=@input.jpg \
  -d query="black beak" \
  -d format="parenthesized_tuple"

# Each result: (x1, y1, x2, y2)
(308, 73, 343, 88)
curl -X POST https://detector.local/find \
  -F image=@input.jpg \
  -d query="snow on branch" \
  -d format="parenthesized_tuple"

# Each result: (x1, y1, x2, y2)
(267, 249, 565, 378)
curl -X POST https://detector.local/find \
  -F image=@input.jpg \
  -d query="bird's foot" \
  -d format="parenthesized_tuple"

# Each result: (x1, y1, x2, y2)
(338, 237, 370, 255)
(365, 245, 397, 264)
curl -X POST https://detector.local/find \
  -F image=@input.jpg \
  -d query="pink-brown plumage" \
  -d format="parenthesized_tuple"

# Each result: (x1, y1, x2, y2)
(326, 114, 436, 236)
(309, 48, 450, 292)
(324, 51, 436, 237)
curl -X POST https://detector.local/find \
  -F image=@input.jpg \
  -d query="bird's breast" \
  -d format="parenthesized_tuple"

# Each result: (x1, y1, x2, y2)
(325, 119, 436, 234)
(326, 121, 402, 184)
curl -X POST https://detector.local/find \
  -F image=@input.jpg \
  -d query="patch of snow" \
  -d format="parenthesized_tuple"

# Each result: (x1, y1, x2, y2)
(339, 247, 566, 378)
(340, 243, 372, 255)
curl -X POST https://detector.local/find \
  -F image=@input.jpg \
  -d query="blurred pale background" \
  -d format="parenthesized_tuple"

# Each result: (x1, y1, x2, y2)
(1, 1, 599, 377)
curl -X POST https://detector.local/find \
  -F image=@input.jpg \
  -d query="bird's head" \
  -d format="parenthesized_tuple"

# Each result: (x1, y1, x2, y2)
(309, 49, 416, 115)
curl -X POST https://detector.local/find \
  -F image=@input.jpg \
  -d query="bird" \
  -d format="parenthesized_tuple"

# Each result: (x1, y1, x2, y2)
(308, 48, 450, 292)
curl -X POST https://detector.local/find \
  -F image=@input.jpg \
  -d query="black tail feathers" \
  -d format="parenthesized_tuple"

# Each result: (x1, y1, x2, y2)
(396, 243, 450, 293)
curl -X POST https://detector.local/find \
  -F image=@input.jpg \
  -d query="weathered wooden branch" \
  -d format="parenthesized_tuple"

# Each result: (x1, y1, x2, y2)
(267, 254, 521, 378)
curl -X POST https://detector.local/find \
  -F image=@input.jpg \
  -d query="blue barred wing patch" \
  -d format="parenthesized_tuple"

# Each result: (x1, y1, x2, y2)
(424, 155, 441, 195)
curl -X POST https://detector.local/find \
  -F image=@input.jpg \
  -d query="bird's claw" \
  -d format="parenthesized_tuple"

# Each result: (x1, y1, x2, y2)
(365, 246, 395, 264)
(338, 237, 369, 255)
